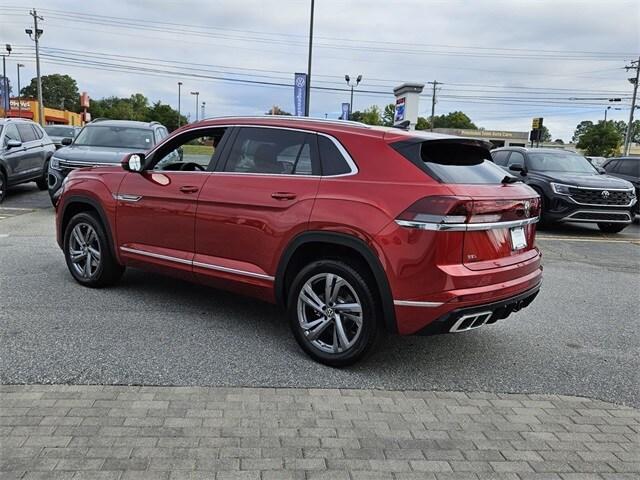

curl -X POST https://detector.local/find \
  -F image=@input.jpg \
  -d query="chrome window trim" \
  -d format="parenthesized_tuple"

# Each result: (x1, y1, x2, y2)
(146, 124, 359, 178)
(393, 300, 444, 308)
(560, 210, 632, 224)
(395, 216, 539, 232)
(119, 246, 274, 281)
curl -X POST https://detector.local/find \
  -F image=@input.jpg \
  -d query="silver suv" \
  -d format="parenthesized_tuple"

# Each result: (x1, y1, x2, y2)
(0, 118, 56, 203)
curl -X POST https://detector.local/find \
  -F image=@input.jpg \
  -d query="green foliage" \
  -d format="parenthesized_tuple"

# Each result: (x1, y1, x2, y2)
(20, 74, 79, 112)
(350, 106, 383, 125)
(572, 120, 594, 143)
(90, 94, 186, 131)
(539, 125, 552, 142)
(576, 121, 623, 157)
(574, 119, 640, 145)
(415, 111, 477, 130)
(382, 103, 395, 126)
(266, 105, 291, 115)
(415, 117, 430, 130)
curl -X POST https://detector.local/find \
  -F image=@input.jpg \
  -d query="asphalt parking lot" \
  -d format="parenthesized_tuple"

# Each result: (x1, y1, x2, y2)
(1, 184, 639, 407)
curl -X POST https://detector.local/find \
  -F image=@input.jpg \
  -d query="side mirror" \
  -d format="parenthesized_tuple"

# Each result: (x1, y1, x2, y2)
(60, 137, 73, 146)
(509, 163, 527, 176)
(122, 153, 146, 172)
(596, 167, 606, 174)
(6, 139, 22, 149)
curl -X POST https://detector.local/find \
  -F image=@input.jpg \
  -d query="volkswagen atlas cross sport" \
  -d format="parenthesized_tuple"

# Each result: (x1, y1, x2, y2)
(55, 117, 542, 366)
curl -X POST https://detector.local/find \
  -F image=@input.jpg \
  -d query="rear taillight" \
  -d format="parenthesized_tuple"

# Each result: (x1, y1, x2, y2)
(396, 196, 540, 231)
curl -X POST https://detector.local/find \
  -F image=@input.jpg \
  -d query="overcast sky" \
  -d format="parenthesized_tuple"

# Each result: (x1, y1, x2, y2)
(1, 0, 638, 140)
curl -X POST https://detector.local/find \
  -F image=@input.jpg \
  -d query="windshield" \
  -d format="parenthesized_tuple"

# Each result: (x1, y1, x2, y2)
(45, 126, 77, 137)
(528, 151, 597, 173)
(73, 125, 155, 149)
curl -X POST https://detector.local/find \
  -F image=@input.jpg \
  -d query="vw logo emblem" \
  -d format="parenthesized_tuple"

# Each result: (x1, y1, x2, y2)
(295, 77, 306, 88)
(601, 190, 610, 199)
(523, 201, 531, 217)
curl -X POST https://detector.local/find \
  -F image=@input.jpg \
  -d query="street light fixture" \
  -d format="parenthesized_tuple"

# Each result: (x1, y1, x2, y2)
(344, 74, 362, 120)
(190, 91, 199, 122)
(1, 44, 11, 118)
(604, 105, 622, 123)
(177, 82, 183, 128)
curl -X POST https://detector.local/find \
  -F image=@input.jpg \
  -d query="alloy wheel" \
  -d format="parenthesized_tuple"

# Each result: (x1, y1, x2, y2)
(296, 273, 363, 354)
(68, 222, 101, 279)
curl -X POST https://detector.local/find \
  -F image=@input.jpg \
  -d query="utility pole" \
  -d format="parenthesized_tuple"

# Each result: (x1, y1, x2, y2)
(305, 0, 315, 117)
(427, 80, 442, 132)
(26, 9, 44, 126)
(17, 63, 24, 118)
(190, 91, 199, 122)
(177, 81, 182, 128)
(201, 101, 205, 120)
(623, 57, 639, 155)
(1, 44, 11, 118)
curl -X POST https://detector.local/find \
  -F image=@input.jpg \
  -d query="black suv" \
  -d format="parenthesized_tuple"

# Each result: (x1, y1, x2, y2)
(491, 147, 636, 233)
(0, 118, 56, 203)
(602, 157, 639, 218)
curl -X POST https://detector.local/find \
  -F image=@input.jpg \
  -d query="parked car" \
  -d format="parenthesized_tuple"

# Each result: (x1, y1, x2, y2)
(602, 156, 639, 218)
(585, 156, 608, 168)
(44, 125, 80, 149)
(491, 147, 636, 233)
(48, 119, 170, 204)
(0, 118, 56, 203)
(55, 116, 543, 366)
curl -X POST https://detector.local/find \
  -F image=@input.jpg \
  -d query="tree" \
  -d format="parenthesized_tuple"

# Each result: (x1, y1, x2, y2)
(572, 120, 594, 143)
(90, 94, 149, 122)
(266, 105, 291, 115)
(539, 125, 552, 142)
(359, 105, 383, 126)
(382, 103, 395, 126)
(145, 101, 187, 131)
(415, 111, 477, 130)
(415, 116, 430, 130)
(20, 74, 80, 112)
(576, 121, 623, 157)
(553, 138, 565, 144)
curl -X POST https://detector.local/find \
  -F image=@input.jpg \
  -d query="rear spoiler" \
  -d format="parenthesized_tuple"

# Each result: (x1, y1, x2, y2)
(384, 131, 493, 151)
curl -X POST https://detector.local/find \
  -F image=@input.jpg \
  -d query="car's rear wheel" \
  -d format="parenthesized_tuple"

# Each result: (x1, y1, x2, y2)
(35, 159, 49, 190)
(288, 259, 380, 367)
(0, 170, 6, 203)
(597, 222, 628, 234)
(64, 212, 124, 287)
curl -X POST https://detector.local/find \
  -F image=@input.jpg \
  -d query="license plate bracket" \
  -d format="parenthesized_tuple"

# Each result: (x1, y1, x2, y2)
(510, 226, 527, 250)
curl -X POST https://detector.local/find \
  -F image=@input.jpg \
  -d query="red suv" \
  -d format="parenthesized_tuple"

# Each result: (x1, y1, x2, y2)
(55, 117, 542, 366)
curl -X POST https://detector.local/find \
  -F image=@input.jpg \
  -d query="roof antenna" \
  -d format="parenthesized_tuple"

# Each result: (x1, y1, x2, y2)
(391, 120, 410, 130)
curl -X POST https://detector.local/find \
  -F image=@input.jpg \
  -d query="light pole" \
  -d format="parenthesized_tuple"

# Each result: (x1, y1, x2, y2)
(305, 0, 315, 116)
(177, 81, 183, 128)
(201, 101, 206, 120)
(190, 91, 199, 122)
(1, 44, 11, 118)
(604, 106, 621, 123)
(16, 63, 24, 118)
(344, 74, 362, 120)
(26, 9, 44, 125)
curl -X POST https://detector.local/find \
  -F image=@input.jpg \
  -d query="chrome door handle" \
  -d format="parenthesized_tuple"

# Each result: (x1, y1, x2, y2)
(271, 192, 297, 200)
(179, 186, 199, 194)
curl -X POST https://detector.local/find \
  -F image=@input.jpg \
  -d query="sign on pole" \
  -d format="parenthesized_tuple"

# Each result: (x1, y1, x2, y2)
(341, 103, 350, 120)
(531, 117, 543, 129)
(394, 97, 406, 123)
(294, 73, 307, 116)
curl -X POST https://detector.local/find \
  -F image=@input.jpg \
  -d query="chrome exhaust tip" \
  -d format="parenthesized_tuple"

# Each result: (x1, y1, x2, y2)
(449, 311, 493, 333)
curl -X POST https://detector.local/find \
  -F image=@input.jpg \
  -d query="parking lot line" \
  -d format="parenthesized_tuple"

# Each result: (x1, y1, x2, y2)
(537, 235, 640, 244)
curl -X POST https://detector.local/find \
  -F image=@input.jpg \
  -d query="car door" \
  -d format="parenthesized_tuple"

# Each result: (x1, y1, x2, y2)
(116, 126, 231, 279)
(193, 126, 321, 299)
(15, 123, 43, 179)
(2, 123, 31, 181)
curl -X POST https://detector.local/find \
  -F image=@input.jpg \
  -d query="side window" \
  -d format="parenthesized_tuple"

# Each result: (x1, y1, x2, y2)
(491, 150, 509, 166)
(152, 127, 227, 172)
(224, 127, 318, 175)
(618, 160, 639, 177)
(507, 151, 525, 167)
(31, 124, 44, 140)
(317, 135, 352, 176)
(604, 160, 618, 173)
(3, 124, 20, 146)
(16, 123, 37, 143)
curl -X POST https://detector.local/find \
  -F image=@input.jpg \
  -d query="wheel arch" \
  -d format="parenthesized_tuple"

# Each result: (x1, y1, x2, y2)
(275, 231, 397, 333)
(59, 196, 117, 261)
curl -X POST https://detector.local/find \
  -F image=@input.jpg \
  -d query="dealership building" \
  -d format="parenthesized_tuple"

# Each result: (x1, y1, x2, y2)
(1, 97, 83, 126)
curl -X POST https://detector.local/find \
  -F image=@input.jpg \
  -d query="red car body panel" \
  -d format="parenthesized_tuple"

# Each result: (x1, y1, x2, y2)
(56, 117, 542, 336)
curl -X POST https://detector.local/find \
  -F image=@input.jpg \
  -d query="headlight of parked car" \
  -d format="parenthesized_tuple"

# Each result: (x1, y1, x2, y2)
(50, 156, 60, 170)
(550, 182, 572, 195)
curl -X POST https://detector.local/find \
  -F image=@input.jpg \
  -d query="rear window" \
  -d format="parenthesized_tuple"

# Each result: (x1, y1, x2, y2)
(394, 140, 508, 184)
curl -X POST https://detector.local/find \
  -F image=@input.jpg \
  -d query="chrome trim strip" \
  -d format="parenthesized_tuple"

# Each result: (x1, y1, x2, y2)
(120, 246, 192, 265)
(113, 194, 142, 202)
(560, 210, 632, 223)
(394, 300, 444, 308)
(450, 311, 493, 333)
(58, 160, 115, 167)
(395, 216, 539, 232)
(567, 185, 634, 192)
(567, 196, 636, 208)
(119, 246, 274, 281)
(192, 261, 275, 281)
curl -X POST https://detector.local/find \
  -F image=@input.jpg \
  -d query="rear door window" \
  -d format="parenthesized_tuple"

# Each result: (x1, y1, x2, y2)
(393, 139, 508, 184)
(16, 123, 37, 143)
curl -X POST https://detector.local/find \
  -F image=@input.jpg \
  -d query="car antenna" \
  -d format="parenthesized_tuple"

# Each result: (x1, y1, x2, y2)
(391, 120, 411, 130)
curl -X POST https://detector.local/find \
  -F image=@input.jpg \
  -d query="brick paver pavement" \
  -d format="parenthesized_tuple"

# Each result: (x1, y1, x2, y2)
(1, 385, 638, 479)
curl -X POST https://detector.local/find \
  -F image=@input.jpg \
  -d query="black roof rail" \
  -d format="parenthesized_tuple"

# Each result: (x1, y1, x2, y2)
(89, 118, 111, 123)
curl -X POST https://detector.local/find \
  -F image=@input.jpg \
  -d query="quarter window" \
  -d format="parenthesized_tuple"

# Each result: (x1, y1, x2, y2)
(225, 127, 318, 175)
(317, 135, 352, 175)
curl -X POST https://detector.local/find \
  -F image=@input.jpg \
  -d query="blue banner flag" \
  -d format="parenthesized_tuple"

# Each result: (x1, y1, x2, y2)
(341, 103, 350, 120)
(294, 73, 307, 116)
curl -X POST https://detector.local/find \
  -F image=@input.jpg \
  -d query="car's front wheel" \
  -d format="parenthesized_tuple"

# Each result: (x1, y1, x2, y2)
(64, 212, 124, 287)
(0, 170, 6, 203)
(288, 259, 380, 367)
(597, 222, 628, 234)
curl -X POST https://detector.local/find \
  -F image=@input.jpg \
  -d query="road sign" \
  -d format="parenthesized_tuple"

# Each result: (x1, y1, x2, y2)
(531, 117, 543, 129)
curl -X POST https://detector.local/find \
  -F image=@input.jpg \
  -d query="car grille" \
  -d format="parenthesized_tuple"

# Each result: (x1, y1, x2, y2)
(568, 187, 634, 206)
(569, 211, 631, 222)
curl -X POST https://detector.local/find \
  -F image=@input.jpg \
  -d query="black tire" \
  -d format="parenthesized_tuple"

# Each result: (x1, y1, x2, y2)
(35, 159, 49, 190)
(287, 259, 380, 367)
(0, 169, 6, 203)
(63, 211, 124, 287)
(597, 222, 628, 234)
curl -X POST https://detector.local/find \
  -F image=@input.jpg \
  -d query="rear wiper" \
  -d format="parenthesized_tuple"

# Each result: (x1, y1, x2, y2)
(501, 175, 522, 184)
